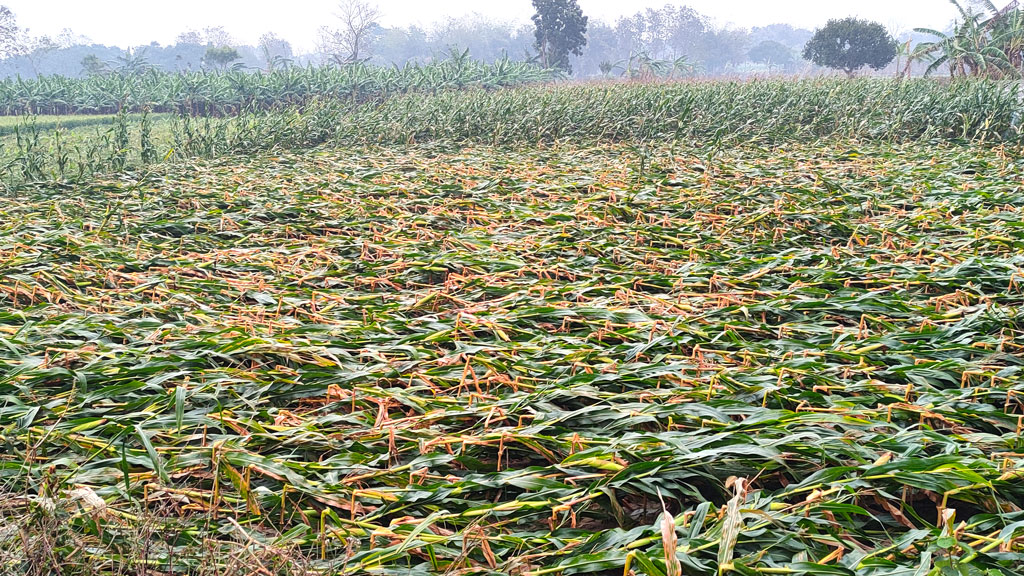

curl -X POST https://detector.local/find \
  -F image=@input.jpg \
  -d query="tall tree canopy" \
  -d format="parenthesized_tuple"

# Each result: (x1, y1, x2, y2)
(748, 40, 795, 70)
(802, 17, 896, 77)
(531, 0, 588, 73)
(203, 45, 240, 70)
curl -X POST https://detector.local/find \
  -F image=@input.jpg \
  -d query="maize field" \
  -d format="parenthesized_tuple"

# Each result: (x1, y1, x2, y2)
(0, 80, 1023, 576)
(4, 79, 1024, 190)
(0, 59, 557, 116)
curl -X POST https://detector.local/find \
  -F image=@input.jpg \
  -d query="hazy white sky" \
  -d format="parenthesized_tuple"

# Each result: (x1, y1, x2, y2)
(9, 0, 960, 51)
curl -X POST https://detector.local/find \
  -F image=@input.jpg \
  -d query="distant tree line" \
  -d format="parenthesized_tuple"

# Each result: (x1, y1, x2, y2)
(1, 0, 1006, 81)
(0, 1, 821, 80)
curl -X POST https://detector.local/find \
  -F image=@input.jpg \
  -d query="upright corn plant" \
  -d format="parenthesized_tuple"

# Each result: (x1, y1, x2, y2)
(139, 108, 156, 165)
(3, 79, 1024, 190)
(0, 58, 561, 117)
(110, 103, 129, 171)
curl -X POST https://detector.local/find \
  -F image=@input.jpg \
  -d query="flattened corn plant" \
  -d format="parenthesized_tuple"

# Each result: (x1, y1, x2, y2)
(1, 140, 1023, 575)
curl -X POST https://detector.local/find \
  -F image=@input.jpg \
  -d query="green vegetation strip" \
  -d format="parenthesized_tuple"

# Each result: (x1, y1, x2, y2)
(0, 114, 113, 136)
(0, 59, 558, 116)
(0, 140, 1022, 574)
(6, 80, 1024, 191)
(338, 79, 1024, 145)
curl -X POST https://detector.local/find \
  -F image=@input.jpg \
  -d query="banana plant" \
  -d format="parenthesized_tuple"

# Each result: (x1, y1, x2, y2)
(914, 0, 1024, 78)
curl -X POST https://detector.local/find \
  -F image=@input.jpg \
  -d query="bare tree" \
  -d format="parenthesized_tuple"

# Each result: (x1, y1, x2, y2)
(176, 29, 204, 45)
(202, 26, 233, 47)
(0, 5, 25, 59)
(23, 35, 57, 77)
(55, 28, 88, 49)
(175, 26, 233, 47)
(259, 32, 294, 71)
(318, 0, 380, 64)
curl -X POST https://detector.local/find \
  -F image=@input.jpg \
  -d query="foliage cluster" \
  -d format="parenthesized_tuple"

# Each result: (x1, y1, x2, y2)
(802, 18, 897, 77)
(915, 0, 1024, 78)
(531, 0, 588, 72)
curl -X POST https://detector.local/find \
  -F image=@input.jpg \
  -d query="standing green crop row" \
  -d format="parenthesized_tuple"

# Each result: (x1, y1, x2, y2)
(2, 79, 1024, 191)
(343, 78, 1024, 145)
(0, 58, 559, 116)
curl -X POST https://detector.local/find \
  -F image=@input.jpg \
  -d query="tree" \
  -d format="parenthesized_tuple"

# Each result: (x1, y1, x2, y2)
(81, 54, 108, 77)
(114, 47, 152, 76)
(319, 0, 380, 64)
(176, 30, 204, 45)
(54, 28, 88, 49)
(23, 35, 58, 77)
(204, 45, 240, 70)
(202, 26, 233, 47)
(699, 28, 750, 72)
(599, 5, 747, 76)
(531, 0, 588, 72)
(176, 26, 233, 47)
(425, 15, 532, 64)
(370, 24, 429, 65)
(749, 24, 813, 52)
(663, 6, 712, 60)
(259, 32, 293, 70)
(0, 5, 23, 59)
(748, 40, 795, 70)
(802, 17, 897, 77)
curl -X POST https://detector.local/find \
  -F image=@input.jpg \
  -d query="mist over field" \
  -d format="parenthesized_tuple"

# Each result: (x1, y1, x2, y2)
(0, 0, 969, 78)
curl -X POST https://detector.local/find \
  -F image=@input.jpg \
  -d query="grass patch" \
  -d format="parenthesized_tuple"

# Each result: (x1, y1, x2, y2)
(0, 113, 169, 137)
